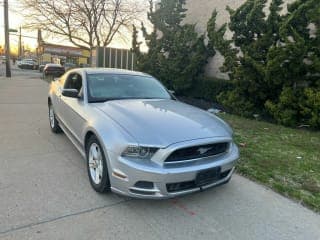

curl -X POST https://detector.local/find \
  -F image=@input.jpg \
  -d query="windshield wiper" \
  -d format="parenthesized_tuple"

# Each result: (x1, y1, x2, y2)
(121, 97, 167, 100)
(89, 97, 169, 103)
(89, 98, 123, 103)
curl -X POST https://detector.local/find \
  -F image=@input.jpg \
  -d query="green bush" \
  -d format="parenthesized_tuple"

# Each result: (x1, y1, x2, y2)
(265, 88, 300, 127)
(302, 88, 320, 128)
(206, 0, 320, 129)
(218, 89, 256, 117)
(186, 77, 233, 102)
(132, 0, 210, 94)
(266, 87, 320, 128)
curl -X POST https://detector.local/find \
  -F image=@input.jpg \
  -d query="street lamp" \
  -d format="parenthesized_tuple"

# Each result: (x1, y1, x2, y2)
(9, 28, 22, 57)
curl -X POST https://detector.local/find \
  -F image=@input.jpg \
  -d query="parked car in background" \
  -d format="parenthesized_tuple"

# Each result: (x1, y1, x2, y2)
(79, 63, 90, 68)
(1, 56, 6, 64)
(64, 62, 77, 72)
(39, 61, 51, 72)
(16, 59, 22, 66)
(48, 68, 239, 198)
(18, 59, 38, 70)
(43, 63, 65, 78)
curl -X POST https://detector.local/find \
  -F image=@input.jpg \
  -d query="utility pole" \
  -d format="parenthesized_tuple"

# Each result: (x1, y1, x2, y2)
(4, 0, 11, 77)
(19, 26, 22, 58)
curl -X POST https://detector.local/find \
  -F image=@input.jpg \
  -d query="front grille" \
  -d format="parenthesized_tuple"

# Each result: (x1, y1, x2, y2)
(166, 169, 231, 193)
(165, 142, 229, 163)
(167, 180, 196, 193)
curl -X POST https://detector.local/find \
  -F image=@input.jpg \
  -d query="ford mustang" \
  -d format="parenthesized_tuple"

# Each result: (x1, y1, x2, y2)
(48, 68, 239, 198)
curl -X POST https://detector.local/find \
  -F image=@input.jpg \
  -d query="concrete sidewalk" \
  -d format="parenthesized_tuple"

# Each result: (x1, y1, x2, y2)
(0, 74, 319, 240)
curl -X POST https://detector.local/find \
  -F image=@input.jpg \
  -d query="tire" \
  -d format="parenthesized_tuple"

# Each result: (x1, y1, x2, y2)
(48, 103, 62, 133)
(86, 135, 110, 193)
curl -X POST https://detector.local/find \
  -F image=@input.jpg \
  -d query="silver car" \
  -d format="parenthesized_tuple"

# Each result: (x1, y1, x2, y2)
(48, 68, 239, 199)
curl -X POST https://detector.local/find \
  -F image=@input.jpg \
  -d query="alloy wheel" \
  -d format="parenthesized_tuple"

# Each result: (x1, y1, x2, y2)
(88, 143, 104, 185)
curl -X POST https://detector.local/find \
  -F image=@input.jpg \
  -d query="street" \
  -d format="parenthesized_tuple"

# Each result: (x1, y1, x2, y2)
(0, 67, 320, 240)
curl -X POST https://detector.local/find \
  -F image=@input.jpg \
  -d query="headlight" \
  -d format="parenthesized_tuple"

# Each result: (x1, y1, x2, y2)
(121, 145, 158, 159)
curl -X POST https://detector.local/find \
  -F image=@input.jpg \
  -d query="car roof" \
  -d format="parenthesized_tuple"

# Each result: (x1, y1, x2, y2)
(78, 68, 151, 77)
(45, 63, 62, 67)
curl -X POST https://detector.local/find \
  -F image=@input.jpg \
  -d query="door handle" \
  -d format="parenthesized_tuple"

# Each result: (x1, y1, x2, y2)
(58, 87, 62, 98)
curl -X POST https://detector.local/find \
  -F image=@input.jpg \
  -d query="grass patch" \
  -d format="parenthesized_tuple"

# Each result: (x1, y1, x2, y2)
(218, 113, 320, 212)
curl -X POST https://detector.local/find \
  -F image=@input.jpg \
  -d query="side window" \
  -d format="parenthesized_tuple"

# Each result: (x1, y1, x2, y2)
(64, 73, 83, 92)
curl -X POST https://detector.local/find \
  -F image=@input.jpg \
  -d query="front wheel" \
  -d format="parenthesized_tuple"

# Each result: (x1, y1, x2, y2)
(86, 135, 110, 193)
(48, 103, 62, 133)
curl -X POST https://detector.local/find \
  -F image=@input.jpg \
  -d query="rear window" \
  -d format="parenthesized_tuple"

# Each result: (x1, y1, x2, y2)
(46, 66, 64, 70)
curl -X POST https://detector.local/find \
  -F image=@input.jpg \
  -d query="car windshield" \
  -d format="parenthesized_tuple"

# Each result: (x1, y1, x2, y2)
(87, 73, 171, 102)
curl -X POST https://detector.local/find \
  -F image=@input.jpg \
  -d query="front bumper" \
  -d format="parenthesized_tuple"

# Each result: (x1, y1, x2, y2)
(107, 142, 239, 199)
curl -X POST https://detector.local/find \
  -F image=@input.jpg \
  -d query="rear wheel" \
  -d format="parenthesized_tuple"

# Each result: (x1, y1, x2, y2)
(86, 135, 110, 193)
(48, 103, 62, 133)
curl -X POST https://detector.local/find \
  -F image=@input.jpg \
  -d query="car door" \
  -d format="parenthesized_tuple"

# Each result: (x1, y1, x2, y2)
(50, 74, 66, 119)
(59, 72, 87, 143)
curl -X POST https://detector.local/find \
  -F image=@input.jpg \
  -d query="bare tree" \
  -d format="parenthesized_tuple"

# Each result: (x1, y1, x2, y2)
(20, 0, 145, 50)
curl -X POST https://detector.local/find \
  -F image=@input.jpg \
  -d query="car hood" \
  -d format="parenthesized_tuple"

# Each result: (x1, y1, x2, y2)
(96, 99, 232, 147)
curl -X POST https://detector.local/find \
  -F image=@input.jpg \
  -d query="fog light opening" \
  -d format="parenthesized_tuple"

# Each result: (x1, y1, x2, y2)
(134, 181, 154, 189)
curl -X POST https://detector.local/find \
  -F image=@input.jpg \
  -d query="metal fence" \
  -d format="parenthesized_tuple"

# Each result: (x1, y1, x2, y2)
(92, 47, 135, 70)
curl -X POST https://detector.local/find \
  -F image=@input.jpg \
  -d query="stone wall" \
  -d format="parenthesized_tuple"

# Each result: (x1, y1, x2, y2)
(183, 0, 295, 79)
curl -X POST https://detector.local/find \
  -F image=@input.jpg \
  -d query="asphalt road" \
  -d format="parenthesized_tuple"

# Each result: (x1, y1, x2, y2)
(0, 67, 320, 240)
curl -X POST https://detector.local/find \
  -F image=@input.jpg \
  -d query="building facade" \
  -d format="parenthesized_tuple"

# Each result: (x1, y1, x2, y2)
(184, 0, 295, 79)
(37, 30, 90, 66)
(37, 43, 90, 65)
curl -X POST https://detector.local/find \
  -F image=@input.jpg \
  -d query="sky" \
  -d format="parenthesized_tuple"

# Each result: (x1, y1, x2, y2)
(0, 0, 38, 50)
(0, 0, 147, 52)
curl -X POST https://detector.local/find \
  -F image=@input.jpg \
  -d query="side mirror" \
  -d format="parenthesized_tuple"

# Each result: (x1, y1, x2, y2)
(62, 89, 79, 98)
(168, 89, 177, 100)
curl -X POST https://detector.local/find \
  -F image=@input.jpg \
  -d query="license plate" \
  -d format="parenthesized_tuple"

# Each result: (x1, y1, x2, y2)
(195, 167, 221, 186)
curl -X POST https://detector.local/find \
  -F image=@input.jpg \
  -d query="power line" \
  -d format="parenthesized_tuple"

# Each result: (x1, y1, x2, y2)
(10, 33, 37, 39)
